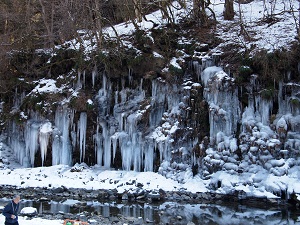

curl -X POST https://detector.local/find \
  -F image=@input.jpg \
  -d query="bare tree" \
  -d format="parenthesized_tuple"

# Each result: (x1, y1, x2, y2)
(193, 0, 208, 26)
(192, 0, 215, 27)
(90, 0, 103, 48)
(224, 0, 234, 20)
(38, 0, 55, 48)
(133, 0, 143, 22)
(298, 0, 300, 40)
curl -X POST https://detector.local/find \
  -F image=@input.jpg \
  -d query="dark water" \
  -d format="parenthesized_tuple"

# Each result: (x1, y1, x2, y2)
(1, 199, 300, 225)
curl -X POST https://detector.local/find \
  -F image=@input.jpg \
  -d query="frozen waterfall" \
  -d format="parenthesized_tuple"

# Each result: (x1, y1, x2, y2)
(52, 107, 74, 165)
(7, 59, 300, 175)
(8, 106, 79, 167)
(200, 66, 240, 144)
(93, 73, 186, 172)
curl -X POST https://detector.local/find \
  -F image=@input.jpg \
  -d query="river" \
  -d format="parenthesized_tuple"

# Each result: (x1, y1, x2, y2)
(1, 198, 300, 225)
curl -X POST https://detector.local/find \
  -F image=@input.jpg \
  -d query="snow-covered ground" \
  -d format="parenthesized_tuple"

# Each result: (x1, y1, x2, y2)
(1, 137, 300, 200)
(213, 0, 299, 53)
(0, 201, 60, 224)
(0, 215, 62, 225)
(67, 0, 299, 56)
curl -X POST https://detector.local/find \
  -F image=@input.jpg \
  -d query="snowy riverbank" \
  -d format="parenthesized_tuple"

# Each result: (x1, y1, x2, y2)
(1, 161, 300, 206)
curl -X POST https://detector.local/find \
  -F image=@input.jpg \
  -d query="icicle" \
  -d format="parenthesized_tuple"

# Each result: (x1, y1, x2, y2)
(52, 131, 60, 165)
(83, 70, 86, 89)
(25, 121, 40, 167)
(94, 120, 103, 166)
(13, 88, 19, 109)
(115, 90, 118, 105)
(78, 112, 87, 162)
(255, 96, 272, 125)
(133, 132, 142, 171)
(139, 79, 145, 99)
(77, 71, 82, 89)
(279, 82, 284, 113)
(39, 122, 52, 166)
(120, 88, 127, 104)
(92, 65, 97, 88)
(9, 121, 28, 166)
(52, 107, 72, 166)
(139, 79, 143, 91)
(128, 68, 133, 85)
(96, 72, 111, 117)
(144, 142, 154, 172)
(112, 136, 118, 163)
(192, 61, 200, 82)
(150, 80, 167, 127)
(102, 73, 107, 96)
(121, 136, 132, 171)
(71, 125, 77, 149)
(101, 121, 112, 168)
(138, 132, 144, 170)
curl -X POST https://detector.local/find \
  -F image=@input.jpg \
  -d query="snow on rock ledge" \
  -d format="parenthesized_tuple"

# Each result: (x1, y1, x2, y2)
(20, 207, 38, 217)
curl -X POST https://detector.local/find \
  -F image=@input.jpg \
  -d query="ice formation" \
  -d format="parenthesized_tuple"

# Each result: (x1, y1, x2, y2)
(5, 53, 300, 197)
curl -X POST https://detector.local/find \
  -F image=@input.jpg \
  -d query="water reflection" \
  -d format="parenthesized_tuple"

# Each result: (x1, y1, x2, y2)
(1, 198, 300, 224)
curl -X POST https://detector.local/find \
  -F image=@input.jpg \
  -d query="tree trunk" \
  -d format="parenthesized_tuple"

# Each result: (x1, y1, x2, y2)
(298, 0, 300, 40)
(92, 0, 102, 48)
(38, 0, 54, 48)
(193, 0, 208, 26)
(133, 0, 142, 22)
(223, 0, 234, 20)
(159, 0, 169, 19)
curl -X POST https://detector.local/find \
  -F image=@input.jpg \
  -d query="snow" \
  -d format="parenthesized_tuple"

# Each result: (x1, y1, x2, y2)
(212, 0, 299, 54)
(87, 99, 93, 105)
(153, 51, 164, 58)
(1, 153, 300, 201)
(40, 122, 52, 133)
(20, 207, 37, 214)
(31, 79, 60, 94)
(201, 66, 223, 87)
(0, 215, 62, 225)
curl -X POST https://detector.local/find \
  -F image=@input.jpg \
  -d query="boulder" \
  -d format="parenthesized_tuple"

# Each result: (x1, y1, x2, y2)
(20, 207, 38, 217)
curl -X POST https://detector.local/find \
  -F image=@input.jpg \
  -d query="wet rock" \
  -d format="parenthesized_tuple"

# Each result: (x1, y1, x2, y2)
(147, 190, 161, 201)
(122, 193, 129, 200)
(187, 222, 195, 225)
(108, 195, 116, 201)
(52, 187, 65, 193)
(38, 197, 49, 202)
(136, 182, 144, 188)
(172, 192, 181, 200)
(195, 44, 209, 52)
(97, 190, 109, 199)
(177, 215, 182, 220)
(126, 180, 136, 185)
(110, 216, 120, 223)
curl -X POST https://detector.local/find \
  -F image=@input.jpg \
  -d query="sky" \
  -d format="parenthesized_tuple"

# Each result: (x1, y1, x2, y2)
(1, 0, 300, 224)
